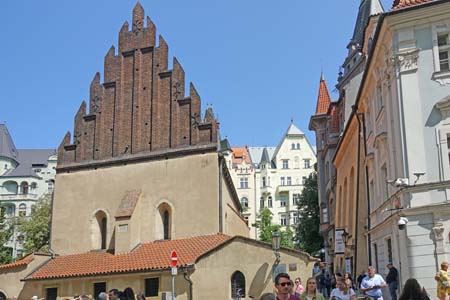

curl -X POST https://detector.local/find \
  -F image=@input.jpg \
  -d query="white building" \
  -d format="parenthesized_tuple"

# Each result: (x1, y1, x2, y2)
(226, 123, 316, 240)
(0, 124, 56, 258)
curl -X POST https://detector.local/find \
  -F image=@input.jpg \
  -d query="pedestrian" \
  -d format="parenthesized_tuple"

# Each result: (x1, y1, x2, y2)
(344, 272, 354, 290)
(300, 277, 325, 300)
(357, 270, 366, 290)
(386, 263, 399, 300)
(316, 271, 326, 295)
(435, 261, 450, 300)
(98, 292, 107, 300)
(123, 288, 135, 300)
(330, 277, 356, 300)
(325, 274, 332, 297)
(108, 290, 119, 300)
(399, 278, 430, 300)
(294, 277, 305, 297)
(274, 273, 300, 300)
(360, 266, 387, 300)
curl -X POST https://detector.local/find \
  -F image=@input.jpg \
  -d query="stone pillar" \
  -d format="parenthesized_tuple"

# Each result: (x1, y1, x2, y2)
(433, 221, 446, 263)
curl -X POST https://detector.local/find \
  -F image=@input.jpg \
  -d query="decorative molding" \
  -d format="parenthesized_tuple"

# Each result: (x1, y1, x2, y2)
(435, 95, 450, 119)
(392, 49, 420, 73)
(434, 223, 445, 241)
(432, 70, 450, 86)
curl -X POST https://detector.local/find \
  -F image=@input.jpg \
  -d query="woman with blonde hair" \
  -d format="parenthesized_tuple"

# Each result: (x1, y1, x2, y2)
(330, 277, 356, 300)
(300, 277, 325, 300)
(435, 261, 450, 300)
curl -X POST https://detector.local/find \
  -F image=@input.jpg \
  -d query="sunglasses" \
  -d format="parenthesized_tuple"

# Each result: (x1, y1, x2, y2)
(279, 282, 293, 287)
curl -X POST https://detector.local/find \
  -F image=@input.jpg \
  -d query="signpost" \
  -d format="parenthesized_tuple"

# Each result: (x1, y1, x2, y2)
(170, 250, 178, 300)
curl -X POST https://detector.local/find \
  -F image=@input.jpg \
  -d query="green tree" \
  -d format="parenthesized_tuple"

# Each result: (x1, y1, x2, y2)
(0, 207, 13, 264)
(18, 193, 52, 254)
(294, 172, 323, 254)
(253, 208, 294, 248)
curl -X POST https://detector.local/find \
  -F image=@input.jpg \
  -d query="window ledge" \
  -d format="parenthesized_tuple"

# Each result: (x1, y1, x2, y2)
(433, 70, 450, 86)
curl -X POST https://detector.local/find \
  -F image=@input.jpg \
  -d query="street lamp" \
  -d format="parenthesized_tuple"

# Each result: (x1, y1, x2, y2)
(272, 229, 281, 263)
(341, 230, 351, 247)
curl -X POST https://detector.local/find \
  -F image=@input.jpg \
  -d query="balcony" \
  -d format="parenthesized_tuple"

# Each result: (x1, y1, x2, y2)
(0, 193, 39, 201)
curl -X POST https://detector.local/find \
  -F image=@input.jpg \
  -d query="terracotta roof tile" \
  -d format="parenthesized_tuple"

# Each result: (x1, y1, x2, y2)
(391, 0, 432, 9)
(231, 147, 252, 166)
(115, 190, 141, 218)
(315, 78, 332, 115)
(26, 234, 231, 280)
(0, 253, 34, 269)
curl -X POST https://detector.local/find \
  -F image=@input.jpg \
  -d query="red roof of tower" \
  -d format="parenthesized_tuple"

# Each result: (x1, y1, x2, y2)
(391, 0, 432, 9)
(315, 76, 332, 115)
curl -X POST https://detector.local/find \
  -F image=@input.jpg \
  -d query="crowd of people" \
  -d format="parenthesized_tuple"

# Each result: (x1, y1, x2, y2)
(28, 287, 147, 300)
(260, 263, 434, 300)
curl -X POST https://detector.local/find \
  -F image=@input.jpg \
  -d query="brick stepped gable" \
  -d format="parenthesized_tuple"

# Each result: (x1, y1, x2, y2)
(58, 3, 218, 168)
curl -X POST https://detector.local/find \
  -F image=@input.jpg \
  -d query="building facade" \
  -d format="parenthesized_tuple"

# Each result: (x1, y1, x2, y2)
(227, 123, 316, 240)
(0, 124, 56, 258)
(0, 4, 317, 299)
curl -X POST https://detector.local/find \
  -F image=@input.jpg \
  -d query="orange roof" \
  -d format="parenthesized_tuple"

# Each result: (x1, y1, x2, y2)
(0, 253, 34, 269)
(315, 77, 332, 115)
(231, 147, 252, 165)
(329, 104, 340, 134)
(25, 234, 231, 280)
(391, 0, 432, 9)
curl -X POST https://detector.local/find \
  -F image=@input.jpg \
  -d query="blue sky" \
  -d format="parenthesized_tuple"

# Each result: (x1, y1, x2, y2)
(0, 0, 394, 150)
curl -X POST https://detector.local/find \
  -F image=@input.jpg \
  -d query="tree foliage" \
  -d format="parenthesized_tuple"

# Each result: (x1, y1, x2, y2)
(294, 172, 323, 254)
(18, 193, 52, 254)
(253, 208, 294, 248)
(0, 208, 13, 264)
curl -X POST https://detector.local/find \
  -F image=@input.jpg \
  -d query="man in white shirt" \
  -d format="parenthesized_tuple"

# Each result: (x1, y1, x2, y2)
(360, 266, 387, 300)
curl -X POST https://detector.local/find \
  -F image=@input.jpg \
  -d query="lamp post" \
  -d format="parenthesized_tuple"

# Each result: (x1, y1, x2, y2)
(341, 230, 351, 247)
(272, 229, 281, 264)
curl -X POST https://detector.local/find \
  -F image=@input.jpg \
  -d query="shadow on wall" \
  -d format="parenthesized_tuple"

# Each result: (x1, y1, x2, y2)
(248, 262, 274, 298)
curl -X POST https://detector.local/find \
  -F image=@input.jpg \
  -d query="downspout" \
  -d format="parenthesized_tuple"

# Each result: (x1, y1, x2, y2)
(353, 106, 361, 279)
(182, 267, 193, 300)
(355, 110, 371, 266)
(48, 190, 56, 258)
(218, 155, 224, 233)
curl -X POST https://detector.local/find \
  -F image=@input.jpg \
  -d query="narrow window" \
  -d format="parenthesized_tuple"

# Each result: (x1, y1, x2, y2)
(46, 288, 58, 300)
(262, 177, 266, 187)
(231, 271, 246, 299)
(280, 195, 287, 207)
(386, 238, 393, 264)
(101, 217, 107, 249)
(268, 196, 273, 208)
(280, 177, 285, 186)
(280, 214, 287, 226)
(260, 197, 264, 209)
(304, 159, 311, 169)
(241, 197, 249, 208)
(438, 33, 450, 71)
(163, 210, 170, 240)
(145, 278, 160, 297)
(287, 177, 292, 186)
(18, 203, 26, 217)
(282, 160, 289, 169)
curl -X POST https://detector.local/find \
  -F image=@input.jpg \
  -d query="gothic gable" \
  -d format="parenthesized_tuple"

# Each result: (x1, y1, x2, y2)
(58, 3, 219, 169)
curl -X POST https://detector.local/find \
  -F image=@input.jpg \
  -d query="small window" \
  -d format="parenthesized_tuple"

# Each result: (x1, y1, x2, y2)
(291, 143, 296, 150)
(240, 177, 249, 189)
(280, 195, 287, 207)
(303, 159, 311, 169)
(282, 160, 289, 169)
(231, 271, 246, 299)
(260, 197, 264, 209)
(262, 177, 266, 187)
(268, 196, 273, 208)
(296, 143, 300, 150)
(293, 193, 301, 205)
(145, 278, 159, 297)
(280, 177, 285, 186)
(48, 180, 54, 192)
(4, 164, 7, 170)
(293, 212, 299, 225)
(18, 203, 26, 217)
(438, 33, 450, 71)
(386, 238, 393, 264)
(241, 197, 249, 208)
(280, 214, 287, 226)
(46, 288, 58, 300)
(287, 177, 292, 186)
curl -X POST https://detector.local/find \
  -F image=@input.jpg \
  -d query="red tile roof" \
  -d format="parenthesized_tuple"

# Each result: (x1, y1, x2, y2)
(231, 147, 252, 165)
(0, 253, 34, 269)
(25, 234, 231, 280)
(115, 190, 141, 218)
(315, 78, 332, 115)
(391, 0, 432, 9)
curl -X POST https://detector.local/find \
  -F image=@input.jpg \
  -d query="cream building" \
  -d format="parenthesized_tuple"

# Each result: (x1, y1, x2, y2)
(0, 124, 56, 258)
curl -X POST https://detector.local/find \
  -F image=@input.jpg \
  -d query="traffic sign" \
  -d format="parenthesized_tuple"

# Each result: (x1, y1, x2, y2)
(170, 250, 178, 267)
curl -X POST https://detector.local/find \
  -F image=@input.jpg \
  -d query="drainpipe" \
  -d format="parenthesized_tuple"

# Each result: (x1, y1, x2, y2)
(355, 109, 371, 266)
(352, 105, 361, 279)
(218, 155, 224, 233)
(48, 190, 56, 258)
(182, 267, 194, 300)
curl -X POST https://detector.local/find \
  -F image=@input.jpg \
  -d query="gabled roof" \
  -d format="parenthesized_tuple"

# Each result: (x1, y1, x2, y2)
(315, 77, 332, 115)
(0, 124, 18, 161)
(247, 147, 276, 168)
(285, 123, 304, 136)
(351, 0, 384, 48)
(231, 147, 252, 166)
(260, 148, 271, 164)
(391, 0, 432, 9)
(24, 234, 231, 280)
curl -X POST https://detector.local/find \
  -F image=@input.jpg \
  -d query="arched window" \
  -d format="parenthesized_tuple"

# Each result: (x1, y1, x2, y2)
(30, 182, 37, 192)
(92, 210, 107, 250)
(18, 203, 26, 217)
(4, 181, 18, 194)
(241, 197, 249, 208)
(20, 182, 29, 195)
(157, 203, 172, 240)
(231, 271, 246, 299)
(296, 143, 301, 150)
(291, 143, 295, 150)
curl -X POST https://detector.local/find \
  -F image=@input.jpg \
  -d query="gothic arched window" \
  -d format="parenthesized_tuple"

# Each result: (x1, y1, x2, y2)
(231, 271, 246, 299)
(92, 210, 107, 250)
(157, 203, 172, 240)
